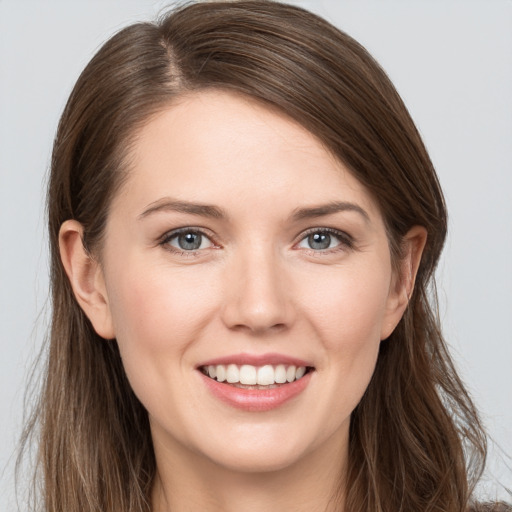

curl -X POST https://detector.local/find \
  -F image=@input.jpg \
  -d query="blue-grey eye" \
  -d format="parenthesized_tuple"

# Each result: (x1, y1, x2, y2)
(308, 232, 331, 250)
(168, 231, 212, 251)
(298, 230, 343, 251)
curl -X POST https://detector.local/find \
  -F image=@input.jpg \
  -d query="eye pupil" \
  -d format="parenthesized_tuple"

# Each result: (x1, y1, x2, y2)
(178, 232, 202, 250)
(308, 232, 331, 250)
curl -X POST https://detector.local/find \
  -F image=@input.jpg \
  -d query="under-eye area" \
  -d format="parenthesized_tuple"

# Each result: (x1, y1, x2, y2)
(199, 364, 315, 389)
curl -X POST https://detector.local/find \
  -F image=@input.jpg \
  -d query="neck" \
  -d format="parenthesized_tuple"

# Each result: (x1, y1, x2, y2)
(151, 429, 347, 512)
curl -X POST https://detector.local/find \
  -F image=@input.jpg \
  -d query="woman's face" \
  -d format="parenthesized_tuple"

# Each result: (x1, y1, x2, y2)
(92, 91, 409, 473)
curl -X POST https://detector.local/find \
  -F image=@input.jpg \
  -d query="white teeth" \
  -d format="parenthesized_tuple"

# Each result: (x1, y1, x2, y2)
(257, 365, 274, 385)
(216, 365, 226, 382)
(203, 363, 310, 386)
(240, 365, 257, 385)
(286, 365, 296, 383)
(226, 364, 239, 383)
(274, 364, 287, 384)
(295, 366, 306, 379)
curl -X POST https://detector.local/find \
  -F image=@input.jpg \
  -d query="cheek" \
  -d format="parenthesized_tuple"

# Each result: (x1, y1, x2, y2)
(109, 261, 214, 337)
(300, 259, 391, 405)
(303, 262, 392, 350)
(104, 261, 219, 385)
(103, 260, 225, 438)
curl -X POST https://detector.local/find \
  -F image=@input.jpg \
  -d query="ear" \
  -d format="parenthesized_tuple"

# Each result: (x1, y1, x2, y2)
(59, 220, 115, 339)
(380, 225, 427, 340)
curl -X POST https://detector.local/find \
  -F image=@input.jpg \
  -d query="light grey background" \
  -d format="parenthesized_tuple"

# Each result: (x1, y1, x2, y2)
(1, 1, 511, 509)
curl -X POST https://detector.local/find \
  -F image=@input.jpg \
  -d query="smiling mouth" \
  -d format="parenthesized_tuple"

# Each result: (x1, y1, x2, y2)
(199, 363, 314, 389)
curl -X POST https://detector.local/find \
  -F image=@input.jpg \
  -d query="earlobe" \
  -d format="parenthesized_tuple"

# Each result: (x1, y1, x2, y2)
(59, 220, 115, 339)
(381, 225, 427, 340)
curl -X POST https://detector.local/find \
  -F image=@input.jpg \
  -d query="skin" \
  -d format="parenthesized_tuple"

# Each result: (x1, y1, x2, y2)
(60, 91, 426, 512)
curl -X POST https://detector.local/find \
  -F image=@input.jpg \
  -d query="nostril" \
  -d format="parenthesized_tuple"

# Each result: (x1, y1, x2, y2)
(227, 323, 286, 336)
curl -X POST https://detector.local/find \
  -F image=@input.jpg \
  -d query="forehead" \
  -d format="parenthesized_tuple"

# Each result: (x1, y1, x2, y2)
(114, 90, 382, 224)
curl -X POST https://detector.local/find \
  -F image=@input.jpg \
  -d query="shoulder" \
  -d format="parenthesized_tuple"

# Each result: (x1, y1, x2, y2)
(468, 503, 512, 512)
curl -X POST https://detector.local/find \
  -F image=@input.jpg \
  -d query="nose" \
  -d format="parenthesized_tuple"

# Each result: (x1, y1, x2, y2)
(220, 246, 295, 334)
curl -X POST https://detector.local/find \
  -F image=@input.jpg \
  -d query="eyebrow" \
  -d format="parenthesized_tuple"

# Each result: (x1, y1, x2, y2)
(138, 198, 227, 220)
(138, 198, 370, 224)
(290, 201, 371, 223)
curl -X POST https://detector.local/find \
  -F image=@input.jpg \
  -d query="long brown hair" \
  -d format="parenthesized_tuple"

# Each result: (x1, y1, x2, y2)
(19, 1, 501, 510)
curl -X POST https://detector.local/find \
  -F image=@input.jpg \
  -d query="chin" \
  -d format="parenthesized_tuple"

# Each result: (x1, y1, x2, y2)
(207, 445, 308, 474)
(193, 423, 329, 475)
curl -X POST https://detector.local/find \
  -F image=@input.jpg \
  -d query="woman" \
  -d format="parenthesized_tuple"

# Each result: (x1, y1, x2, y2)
(18, 1, 510, 511)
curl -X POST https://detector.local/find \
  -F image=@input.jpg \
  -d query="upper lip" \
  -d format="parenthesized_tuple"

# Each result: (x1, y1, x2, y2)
(196, 352, 313, 369)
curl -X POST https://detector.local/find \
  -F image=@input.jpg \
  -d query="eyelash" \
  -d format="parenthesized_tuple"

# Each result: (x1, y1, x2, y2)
(295, 227, 355, 255)
(158, 227, 354, 256)
(159, 227, 218, 257)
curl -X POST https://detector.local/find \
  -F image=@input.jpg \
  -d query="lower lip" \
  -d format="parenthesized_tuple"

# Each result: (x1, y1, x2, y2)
(199, 371, 313, 412)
